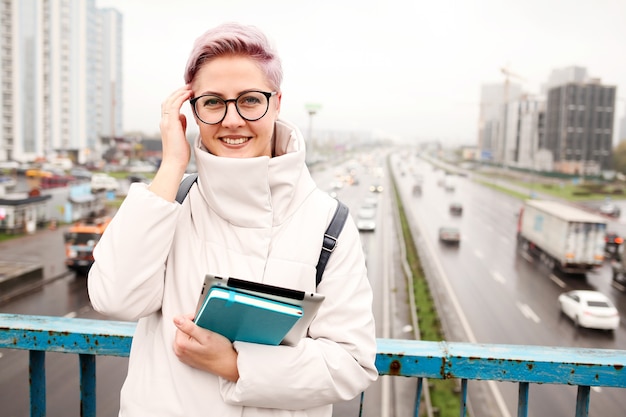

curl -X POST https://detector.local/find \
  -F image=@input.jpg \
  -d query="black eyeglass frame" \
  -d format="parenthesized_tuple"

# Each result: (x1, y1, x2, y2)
(190, 90, 277, 125)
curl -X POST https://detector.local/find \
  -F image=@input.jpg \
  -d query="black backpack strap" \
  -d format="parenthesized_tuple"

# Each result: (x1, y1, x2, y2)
(175, 173, 199, 203)
(315, 200, 349, 286)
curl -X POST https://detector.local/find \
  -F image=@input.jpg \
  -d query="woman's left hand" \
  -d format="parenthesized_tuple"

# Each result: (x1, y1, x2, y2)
(172, 314, 240, 382)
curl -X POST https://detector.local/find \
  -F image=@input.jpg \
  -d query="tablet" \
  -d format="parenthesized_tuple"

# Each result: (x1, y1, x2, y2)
(195, 286, 304, 345)
(194, 274, 325, 346)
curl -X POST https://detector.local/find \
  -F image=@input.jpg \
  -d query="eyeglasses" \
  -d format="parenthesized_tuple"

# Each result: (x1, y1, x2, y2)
(190, 90, 277, 125)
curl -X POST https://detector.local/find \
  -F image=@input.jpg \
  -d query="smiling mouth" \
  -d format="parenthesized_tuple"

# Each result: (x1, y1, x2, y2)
(222, 137, 250, 145)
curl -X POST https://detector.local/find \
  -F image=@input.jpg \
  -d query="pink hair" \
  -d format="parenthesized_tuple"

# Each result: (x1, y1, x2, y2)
(184, 22, 283, 91)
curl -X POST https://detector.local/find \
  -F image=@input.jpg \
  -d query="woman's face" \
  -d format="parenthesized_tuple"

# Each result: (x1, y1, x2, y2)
(190, 55, 281, 158)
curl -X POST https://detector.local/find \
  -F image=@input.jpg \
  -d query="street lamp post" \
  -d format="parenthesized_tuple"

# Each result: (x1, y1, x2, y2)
(305, 103, 322, 164)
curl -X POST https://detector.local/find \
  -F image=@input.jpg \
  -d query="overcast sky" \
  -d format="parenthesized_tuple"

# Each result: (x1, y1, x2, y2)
(96, 0, 626, 146)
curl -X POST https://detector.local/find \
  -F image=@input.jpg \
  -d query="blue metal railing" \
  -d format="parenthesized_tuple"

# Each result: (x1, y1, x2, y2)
(1, 313, 625, 417)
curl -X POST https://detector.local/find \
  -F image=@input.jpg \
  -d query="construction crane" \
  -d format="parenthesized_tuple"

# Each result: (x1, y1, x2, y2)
(501, 65, 526, 84)
(501, 65, 526, 103)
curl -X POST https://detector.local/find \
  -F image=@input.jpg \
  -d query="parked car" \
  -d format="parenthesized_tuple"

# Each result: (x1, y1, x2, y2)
(70, 167, 93, 179)
(25, 168, 53, 178)
(356, 206, 376, 232)
(558, 290, 619, 331)
(449, 202, 463, 215)
(127, 174, 148, 184)
(127, 160, 157, 173)
(91, 173, 119, 191)
(438, 226, 460, 245)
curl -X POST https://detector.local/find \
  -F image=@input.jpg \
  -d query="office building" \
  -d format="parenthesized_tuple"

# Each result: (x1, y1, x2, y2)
(542, 66, 588, 94)
(544, 79, 616, 175)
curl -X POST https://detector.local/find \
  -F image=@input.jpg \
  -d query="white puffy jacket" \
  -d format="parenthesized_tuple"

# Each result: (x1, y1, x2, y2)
(88, 119, 378, 417)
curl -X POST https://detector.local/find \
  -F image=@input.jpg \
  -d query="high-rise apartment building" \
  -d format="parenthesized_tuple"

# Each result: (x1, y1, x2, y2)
(542, 66, 588, 94)
(0, 0, 122, 164)
(544, 80, 616, 175)
(502, 96, 545, 169)
(98, 7, 123, 146)
(477, 82, 522, 162)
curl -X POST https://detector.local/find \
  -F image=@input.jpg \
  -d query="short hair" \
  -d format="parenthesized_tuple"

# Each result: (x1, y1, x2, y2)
(184, 22, 283, 91)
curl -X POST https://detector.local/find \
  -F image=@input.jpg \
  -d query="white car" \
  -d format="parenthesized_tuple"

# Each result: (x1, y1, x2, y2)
(558, 290, 620, 331)
(363, 196, 378, 208)
(599, 203, 621, 217)
(91, 173, 119, 192)
(438, 226, 461, 245)
(356, 206, 376, 232)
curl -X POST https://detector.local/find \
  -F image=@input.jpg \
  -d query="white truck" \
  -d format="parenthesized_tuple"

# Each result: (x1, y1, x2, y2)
(517, 200, 607, 273)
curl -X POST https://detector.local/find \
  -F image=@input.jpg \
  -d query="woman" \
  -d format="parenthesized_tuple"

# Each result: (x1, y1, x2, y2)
(88, 22, 377, 416)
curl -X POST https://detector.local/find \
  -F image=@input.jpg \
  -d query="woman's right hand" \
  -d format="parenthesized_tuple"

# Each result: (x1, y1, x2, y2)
(148, 86, 194, 202)
(173, 314, 240, 382)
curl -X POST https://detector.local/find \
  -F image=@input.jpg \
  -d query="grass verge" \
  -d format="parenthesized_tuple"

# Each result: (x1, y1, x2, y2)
(391, 175, 462, 417)
(0, 232, 23, 242)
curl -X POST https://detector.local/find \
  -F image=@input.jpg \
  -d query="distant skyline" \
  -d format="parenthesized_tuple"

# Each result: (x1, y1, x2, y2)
(96, 0, 626, 146)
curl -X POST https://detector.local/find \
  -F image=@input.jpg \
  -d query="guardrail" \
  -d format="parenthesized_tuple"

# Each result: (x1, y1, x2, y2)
(1, 313, 625, 417)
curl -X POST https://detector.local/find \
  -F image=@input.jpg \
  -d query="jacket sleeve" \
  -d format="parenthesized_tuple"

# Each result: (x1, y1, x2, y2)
(88, 183, 183, 321)
(218, 214, 379, 409)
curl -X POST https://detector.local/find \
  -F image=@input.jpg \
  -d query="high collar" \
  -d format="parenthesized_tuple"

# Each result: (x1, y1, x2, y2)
(192, 119, 316, 228)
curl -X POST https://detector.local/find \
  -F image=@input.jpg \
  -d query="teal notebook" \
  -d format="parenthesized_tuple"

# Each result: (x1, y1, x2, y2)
(194, 286, 304, 345)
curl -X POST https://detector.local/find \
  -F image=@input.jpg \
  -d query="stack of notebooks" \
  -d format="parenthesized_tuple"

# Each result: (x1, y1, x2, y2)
(193, 275, 325, 346)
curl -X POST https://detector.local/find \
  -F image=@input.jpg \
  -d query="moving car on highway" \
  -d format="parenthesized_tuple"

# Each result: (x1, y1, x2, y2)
(449, 202, 463, 216)
(356, 206, 376, 232)
(605, 232, 623, 260)
(438, 226, 460, 245)
(599, 202, 621, 218)
(558, 290, 620, 331)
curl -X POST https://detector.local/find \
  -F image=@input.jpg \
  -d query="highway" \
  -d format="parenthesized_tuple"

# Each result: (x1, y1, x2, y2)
(2, 149, 626, 416)
(390, 150, 626, 417)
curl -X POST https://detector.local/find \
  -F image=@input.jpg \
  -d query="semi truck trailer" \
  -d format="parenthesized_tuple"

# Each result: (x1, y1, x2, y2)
(517, 200, 607, 273)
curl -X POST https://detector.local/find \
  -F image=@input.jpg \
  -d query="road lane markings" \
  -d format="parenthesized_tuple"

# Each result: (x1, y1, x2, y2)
(415, 212, 511, 417)
(549, 274, 567, 288)
(492, 271, 506, 284)
(516, 302, 541, 323)
(64, 311, 77, 318)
